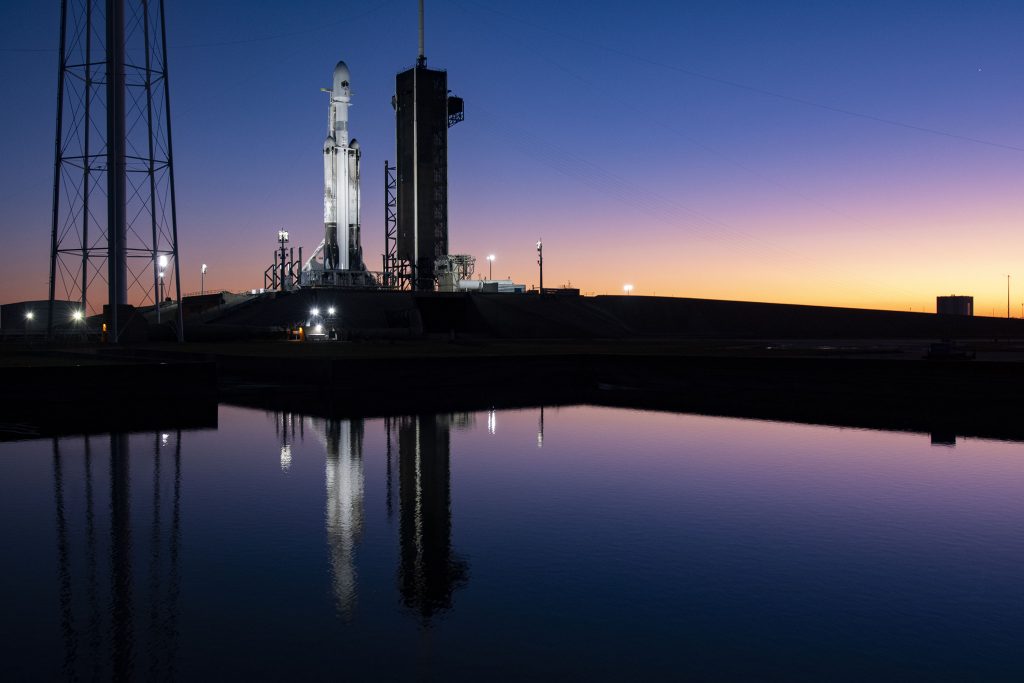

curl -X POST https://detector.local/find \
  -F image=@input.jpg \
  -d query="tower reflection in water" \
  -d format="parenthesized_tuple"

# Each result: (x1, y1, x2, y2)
(394, 414, 470, 621)
(50, 431, 183, 681)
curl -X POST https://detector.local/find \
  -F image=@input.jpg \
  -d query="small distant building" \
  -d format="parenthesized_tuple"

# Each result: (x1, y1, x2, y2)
(936, 295, 973, 316)
(457, 279, 526, 294)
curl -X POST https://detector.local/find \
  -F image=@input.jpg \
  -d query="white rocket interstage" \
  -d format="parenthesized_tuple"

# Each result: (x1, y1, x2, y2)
(323, 60, 363, 271)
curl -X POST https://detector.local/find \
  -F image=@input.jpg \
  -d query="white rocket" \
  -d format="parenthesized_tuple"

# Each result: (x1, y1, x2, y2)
(323, 61, 362, 271)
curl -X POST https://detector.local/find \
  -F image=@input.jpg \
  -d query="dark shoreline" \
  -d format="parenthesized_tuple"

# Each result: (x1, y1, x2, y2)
(3, 339, 1022, 443)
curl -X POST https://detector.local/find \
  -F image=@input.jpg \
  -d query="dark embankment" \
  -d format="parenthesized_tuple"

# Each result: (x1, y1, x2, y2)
(197, 289, 1024, 340)
(0, 347, 218, 440)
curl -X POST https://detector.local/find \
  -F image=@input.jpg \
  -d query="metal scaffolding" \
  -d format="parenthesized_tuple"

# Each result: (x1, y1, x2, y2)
(47, 0, 183, 342)
(382, 160, 412, 290)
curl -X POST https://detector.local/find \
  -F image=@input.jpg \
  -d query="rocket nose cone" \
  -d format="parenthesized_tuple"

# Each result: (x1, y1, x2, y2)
(333, 60, 350, 87)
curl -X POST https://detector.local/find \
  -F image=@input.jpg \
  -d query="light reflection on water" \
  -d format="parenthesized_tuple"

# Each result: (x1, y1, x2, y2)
(1, 405, 1023, 679)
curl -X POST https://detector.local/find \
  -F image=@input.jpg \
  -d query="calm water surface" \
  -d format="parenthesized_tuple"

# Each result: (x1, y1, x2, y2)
(1, 405, 1023, 680)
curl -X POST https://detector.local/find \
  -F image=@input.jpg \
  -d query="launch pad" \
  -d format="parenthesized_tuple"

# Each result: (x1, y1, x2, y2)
(264, 1, 466, 297)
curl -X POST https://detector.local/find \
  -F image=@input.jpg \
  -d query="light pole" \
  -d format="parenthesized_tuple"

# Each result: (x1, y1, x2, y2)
(487, 254, 495, 280)
(156, 254, 169, 322)
(1008, 275, 1011, 319)
(536, 240, 543, 292)
(623, 284, 633, 296)
(278, 230, 289, 291)
(201, 263, 208, 295)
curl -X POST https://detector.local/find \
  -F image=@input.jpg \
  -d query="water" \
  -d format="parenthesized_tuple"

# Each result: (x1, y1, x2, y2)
(2, 405, 1023, 680)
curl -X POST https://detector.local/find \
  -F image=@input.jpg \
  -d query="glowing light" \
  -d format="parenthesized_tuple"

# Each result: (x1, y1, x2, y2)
(278, 229, 289, 242)
(158, 254, 169, 268)
(201, 263, 208, 274)
(623, 284, 634, 295)
(487, 254, 495, 262)
(71, 310, 83, 321)
(24, 311, 33, 320)
(315, 324, 323, 333)
(311, 308, 320, 316)
(327, 307, 336, 316)
(487, 409, 496, 435)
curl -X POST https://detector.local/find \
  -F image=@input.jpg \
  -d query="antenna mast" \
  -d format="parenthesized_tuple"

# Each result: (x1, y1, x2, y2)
(417, 0, 426, 66)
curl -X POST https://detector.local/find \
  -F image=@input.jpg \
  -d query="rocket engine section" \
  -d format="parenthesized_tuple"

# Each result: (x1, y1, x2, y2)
(323, 61, 363, 272)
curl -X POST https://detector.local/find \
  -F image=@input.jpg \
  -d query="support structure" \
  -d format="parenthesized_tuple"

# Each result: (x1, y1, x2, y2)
(393, 0, 464, 291)
(48, 0, 184, 342)
(382, 161, 411, 289)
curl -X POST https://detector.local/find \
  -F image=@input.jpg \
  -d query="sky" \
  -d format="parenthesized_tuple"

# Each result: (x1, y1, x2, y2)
(1, 0, 1023, 314)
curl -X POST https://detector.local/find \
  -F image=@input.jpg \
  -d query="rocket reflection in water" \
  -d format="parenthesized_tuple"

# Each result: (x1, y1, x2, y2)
(279, 411, 468, 621)
(311, 417, 365, 616)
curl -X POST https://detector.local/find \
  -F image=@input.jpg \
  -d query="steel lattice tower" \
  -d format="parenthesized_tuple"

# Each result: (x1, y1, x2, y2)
(48, 0, 183, 342)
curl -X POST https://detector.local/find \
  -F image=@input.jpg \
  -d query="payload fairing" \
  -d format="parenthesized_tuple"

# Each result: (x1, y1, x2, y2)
(323, 61, 363, 271)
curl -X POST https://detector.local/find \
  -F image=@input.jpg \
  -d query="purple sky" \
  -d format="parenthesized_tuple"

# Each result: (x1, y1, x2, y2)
(2, 0, 1023, 313)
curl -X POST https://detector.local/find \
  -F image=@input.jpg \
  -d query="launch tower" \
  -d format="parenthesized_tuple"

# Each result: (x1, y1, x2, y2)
(391, 1, 464, 290)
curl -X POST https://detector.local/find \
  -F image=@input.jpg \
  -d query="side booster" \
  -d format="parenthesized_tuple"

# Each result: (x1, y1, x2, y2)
(323, 61, 363, 271)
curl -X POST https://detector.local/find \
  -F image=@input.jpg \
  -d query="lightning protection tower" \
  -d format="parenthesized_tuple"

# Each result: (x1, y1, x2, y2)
(48, 0, 183, 342)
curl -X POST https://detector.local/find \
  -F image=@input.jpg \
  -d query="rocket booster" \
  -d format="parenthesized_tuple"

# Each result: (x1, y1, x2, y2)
(323, 61, 362, 271)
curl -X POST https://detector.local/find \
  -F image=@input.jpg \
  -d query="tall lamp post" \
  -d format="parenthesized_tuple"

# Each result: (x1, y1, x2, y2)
(278, 230, 289, 291)
(157, 255, 169, 323)
(201, 263, 208, 296)
(536, 240, 543, 293)
(487, 254, 495, 280)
